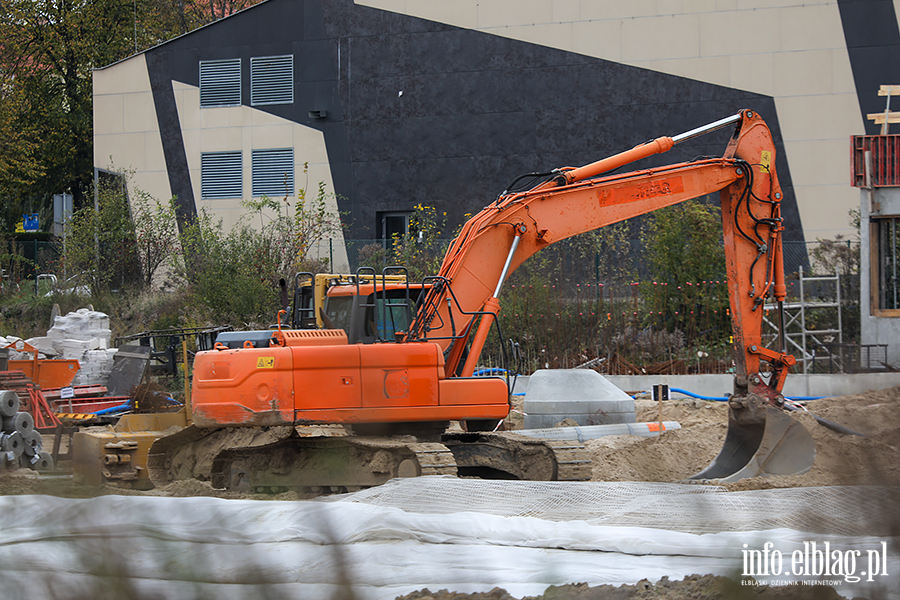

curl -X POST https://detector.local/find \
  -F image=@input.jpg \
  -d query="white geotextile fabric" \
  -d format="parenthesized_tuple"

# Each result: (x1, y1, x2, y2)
(0, 479, 897, 600)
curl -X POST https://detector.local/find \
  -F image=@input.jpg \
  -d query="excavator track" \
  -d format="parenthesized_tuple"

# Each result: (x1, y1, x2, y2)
(209, 435, 458, 494)
(440, 432, 592, 481)
(147, 425, 296, 487)
(146, 426, 591, 495)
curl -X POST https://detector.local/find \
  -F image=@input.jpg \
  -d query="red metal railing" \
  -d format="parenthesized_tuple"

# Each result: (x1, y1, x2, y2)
(852, 135, 900, 187)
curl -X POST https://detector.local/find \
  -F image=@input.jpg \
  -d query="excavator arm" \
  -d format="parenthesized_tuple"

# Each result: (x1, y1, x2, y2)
(405, 109, 814, 482)
(409, 110, 794, 404)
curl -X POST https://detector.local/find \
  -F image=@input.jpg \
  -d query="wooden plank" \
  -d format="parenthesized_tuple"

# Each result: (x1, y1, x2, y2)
(866, 112, 900, 124)
(878, 85, 900, 95)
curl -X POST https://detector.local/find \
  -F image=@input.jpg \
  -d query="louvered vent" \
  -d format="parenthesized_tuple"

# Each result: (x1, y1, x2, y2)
(201, 151, 242, 199)
(251, 55, 293, 106)
(252, 148, 294, 197)
(200, 59, 241, 108)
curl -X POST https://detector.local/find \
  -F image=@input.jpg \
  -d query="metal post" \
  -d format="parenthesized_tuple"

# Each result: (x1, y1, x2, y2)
(799, 264, 807, 374)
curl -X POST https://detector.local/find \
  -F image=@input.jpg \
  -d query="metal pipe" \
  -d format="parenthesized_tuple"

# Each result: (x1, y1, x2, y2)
(494, 230, 523, 297)
(561, 112, 743, 185)
(671, 112, 742, 145)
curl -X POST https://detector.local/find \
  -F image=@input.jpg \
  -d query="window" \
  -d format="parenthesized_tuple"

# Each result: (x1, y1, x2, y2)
(251, 55, 293, 106)
(201, 151, 242, 199)
(379, 212, 411, 248)
(873, 216, 900, 312)
(200, 59, 241, 108)
(252, 148, 294, 197)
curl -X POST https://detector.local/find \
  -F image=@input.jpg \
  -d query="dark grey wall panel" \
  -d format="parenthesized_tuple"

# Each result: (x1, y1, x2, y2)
(838, 0, 900, 135)
(145, 51, 197, 233)
(144, 0, 802, 247)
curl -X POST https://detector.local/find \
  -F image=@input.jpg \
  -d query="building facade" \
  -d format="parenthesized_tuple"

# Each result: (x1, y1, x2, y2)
(94, 0, 899, 273)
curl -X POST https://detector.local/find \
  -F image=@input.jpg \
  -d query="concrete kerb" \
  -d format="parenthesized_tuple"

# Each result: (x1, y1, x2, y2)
(509, 372, 900, 399)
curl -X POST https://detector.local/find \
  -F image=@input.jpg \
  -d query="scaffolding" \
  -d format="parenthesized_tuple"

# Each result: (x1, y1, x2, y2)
(764, 265, 842, 374)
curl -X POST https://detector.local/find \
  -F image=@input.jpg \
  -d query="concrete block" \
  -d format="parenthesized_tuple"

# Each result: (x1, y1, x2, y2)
(523, 369, 635, 428)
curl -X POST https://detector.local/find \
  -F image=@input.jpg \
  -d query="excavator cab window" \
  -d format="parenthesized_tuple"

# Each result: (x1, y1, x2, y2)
(365, 293, 415, 340)
(325, 296, 354, 332)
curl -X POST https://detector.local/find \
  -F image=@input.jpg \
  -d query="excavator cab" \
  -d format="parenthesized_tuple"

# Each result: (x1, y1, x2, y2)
(323, 285, 424, 344)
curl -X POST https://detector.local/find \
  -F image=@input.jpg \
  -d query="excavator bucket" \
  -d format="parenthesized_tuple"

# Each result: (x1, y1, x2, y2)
(688, 400, 815, 483)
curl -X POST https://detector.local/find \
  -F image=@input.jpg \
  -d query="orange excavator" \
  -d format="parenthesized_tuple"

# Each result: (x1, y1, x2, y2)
(145, 109, 814, 492)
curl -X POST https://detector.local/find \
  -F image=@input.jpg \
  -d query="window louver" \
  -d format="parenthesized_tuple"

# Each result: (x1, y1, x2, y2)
(251, 55, 293, 106)
(252, 148, 294, 197)
(201, 151, 242, 199)
(200, 59, 241, 108)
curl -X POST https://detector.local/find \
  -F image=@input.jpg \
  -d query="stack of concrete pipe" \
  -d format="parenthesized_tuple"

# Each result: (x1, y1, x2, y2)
(0, 390, 53, 472)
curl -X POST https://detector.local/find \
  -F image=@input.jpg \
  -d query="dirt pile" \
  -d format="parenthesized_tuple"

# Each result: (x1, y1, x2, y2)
(584, 387, 900, 490)
(396, 574, 845, 600)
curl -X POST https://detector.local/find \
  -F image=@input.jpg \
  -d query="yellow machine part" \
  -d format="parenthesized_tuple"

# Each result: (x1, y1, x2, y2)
(72, 410, 189, 489)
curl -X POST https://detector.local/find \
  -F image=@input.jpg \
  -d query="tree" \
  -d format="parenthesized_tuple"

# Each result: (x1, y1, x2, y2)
(640, 200, 728, 340)
(58, 176, 141, 293)
(0, 0, 138, 229)
(0, 80, 44, 228)
(142, 0, 264, 37)
(131, 190, 181, 289)
(178, 176, 343, 324)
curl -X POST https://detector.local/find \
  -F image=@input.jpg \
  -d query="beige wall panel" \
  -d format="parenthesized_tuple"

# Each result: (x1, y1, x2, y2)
(122, 92, 158, 133)
(727, 53, 776, 95)
(779, 4, 845, 53)
(200, 127, 235, 151)
(736, 0, 831, 8)
(200, 107, 232, 129)
(684, 0, 719, 13)
(784, 139, 855, 187)
(93, 95, 125, 135)
(772, 49, 836, 97)
(130, 170, 173, 210)
(94, 53, 171, 206)
(551, 0, 580, 22)
(657, 0, 682, 16)
(93, 55, 152, 96)
(476, 0, 553, 29)
(95, 133, 143, 172)
(144, 133, 168, 173)
(622, 14, 700, 62)
(175, 88, 201, 129)
(572, 20, 622, 61)
(579, 0, 657, 20)
(251, 125, 294, 150)
(715, 0, 738, 10)
(230, 107, 251, 128)
(775, 94, 862, 144)
(791, 184, 858, 239)
(830, 49, 858, 95)
(181, 129, 202, 175)
(699, 9, 781, 58)
(415, 0, 478, 28)
(114, 133, 147, 171)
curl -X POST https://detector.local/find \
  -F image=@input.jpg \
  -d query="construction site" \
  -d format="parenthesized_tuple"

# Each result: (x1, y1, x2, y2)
(0, 107, 898, 599)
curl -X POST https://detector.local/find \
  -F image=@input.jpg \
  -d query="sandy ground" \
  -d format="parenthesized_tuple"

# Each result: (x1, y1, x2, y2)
(585, 387, 900, 490)
(3, 386, 899, 599)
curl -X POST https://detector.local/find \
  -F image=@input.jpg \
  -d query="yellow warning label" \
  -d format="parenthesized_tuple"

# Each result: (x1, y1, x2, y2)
(256, 357, 275, 369)
(760, 150, 772, 173)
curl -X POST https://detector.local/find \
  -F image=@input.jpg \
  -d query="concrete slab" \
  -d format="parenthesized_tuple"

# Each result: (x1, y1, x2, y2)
(523, 369, 636, 428)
